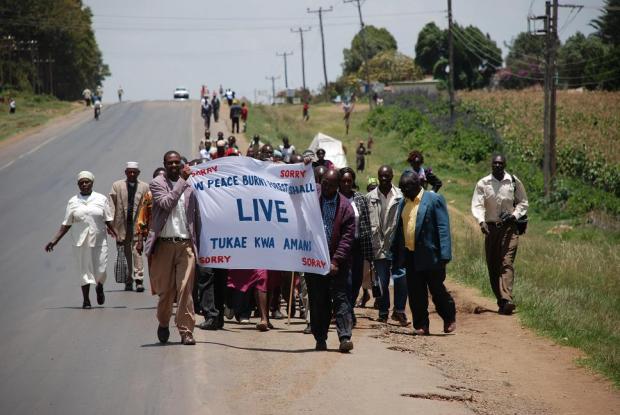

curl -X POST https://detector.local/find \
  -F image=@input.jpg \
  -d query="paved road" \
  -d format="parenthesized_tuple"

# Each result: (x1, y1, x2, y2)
(0, 101, 473, 415)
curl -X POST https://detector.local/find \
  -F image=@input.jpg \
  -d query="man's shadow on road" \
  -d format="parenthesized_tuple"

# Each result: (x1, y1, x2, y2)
(140, 340, 329, 353)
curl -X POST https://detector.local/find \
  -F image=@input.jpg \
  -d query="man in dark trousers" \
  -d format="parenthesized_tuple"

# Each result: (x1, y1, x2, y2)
(211, 93, 220, 122)
(471, 154, 528, 315)
(229, 99, 242, 133)
(306, 169, 356, 353)
(393, 171, 456, 335)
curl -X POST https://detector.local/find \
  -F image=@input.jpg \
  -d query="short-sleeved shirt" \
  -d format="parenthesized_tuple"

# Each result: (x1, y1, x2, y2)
(62, 192, 113, 247)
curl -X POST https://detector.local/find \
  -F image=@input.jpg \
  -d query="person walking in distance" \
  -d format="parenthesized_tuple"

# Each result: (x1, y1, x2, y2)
(303, 101, 310, 121)
(144, 151, 201, 345)
(306, 169, 356, 352)
(342, 100, 354, 135)
(108, 162, 149, 292)
(211, 93, 220, 123)
(201, 97, 212, 131)
(230, 99, 242, 134)
(117, 86, 124, 103)
(393, 171, 456, 335)
(366, 165, 409, 326)
(471, 154, 528, 315)
(241, 102, 248, 132)
(82, 88, 92, 106)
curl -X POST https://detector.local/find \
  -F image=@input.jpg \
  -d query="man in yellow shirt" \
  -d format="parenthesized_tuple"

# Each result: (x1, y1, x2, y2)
(393, 171, 456, 335)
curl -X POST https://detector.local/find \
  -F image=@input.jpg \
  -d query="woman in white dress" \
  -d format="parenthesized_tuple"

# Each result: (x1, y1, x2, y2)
(45, 171, 117, 308)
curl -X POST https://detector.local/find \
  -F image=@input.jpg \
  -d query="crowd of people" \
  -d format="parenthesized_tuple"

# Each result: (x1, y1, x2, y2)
(45, 92, 529, 351)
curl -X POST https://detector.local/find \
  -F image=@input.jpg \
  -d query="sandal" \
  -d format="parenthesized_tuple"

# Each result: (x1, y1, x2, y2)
(256, 322, 269, 332)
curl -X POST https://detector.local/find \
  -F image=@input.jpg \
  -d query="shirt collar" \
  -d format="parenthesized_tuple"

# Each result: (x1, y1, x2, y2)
(323, 193, 338, 204)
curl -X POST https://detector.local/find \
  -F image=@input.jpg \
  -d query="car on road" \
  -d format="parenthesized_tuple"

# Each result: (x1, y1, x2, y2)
(173, 87, 190, 100)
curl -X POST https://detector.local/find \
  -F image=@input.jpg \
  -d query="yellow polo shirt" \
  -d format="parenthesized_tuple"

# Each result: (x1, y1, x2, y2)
(401, 189, 424, 251)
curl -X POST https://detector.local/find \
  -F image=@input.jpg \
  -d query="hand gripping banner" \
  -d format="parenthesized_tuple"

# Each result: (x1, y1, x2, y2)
(189, 157, 330, 275)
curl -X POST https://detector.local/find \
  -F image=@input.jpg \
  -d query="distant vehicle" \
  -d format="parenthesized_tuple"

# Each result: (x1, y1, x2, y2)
(174, 87, 190, 100)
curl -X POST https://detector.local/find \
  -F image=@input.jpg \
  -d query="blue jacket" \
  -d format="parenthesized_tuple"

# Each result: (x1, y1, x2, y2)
(392, 191, 452, 272)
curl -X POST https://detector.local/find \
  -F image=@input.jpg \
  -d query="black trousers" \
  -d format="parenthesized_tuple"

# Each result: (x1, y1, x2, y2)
(347, 240, 364, 320)
(232, 117, 240, 133)
(404, 251, 456, 330)
(307, 270, 352, 342)
(194, 267, 227, 320)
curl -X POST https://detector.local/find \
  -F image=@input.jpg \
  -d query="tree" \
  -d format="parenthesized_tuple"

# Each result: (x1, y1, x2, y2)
(359, 50, 423, 84)
(590, 0, 620, 45)
(501, 31, 547, 89)
(413, 22, 501, 89)
(415, 22, 445, 75)
(557, 32, 609, 89)
(0, 0, 109, 99)
(342, 25, 397, 75)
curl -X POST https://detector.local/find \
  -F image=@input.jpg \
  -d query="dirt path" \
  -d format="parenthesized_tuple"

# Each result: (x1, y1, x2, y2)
(363, 204, 620, 415)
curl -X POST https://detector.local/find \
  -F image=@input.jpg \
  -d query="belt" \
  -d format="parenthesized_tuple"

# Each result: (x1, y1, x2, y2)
(486, 221, 505, 227)
(158, 237, 191, 243)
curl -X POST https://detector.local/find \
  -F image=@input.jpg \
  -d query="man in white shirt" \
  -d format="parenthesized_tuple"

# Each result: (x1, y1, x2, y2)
(144, 151, 201, 345)
(471, 154, 528, 315)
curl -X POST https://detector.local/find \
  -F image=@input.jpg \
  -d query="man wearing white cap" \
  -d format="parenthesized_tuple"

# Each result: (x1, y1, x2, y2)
(109, 162, 150, 292)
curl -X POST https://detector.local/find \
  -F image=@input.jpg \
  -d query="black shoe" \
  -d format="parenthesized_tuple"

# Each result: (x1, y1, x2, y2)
(95, 283, 105, 305)
(135, 282, 145, 293)
(499, 301, 516, 315)
(198, 318, 218, 331)
(377, 315, 388, 323)
(339, 338, 354, 353)
(217, 315, 225, 329)
(157, 326, 170, 344)
(315, 340, 327, 351)
(82, 299, 92, 309)
(124, 284, 133, 292)
(303, 324, 312, 334)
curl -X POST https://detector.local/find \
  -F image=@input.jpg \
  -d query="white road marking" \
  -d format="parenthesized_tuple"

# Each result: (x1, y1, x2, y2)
(0, 135, 59, 172)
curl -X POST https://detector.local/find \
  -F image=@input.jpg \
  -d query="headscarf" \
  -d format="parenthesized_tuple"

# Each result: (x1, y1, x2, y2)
(77, 171, 95, 183)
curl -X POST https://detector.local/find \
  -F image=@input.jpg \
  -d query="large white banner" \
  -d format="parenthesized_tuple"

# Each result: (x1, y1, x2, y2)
(188, 157, 330, 275)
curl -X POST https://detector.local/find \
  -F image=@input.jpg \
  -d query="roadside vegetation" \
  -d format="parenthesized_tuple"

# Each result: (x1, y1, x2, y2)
(0, 92, 79, 142)
(247, 92, 620, 386)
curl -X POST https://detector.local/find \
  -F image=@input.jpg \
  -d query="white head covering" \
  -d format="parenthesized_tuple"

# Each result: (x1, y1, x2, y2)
(77, 171, 95, 183)
(126, 161, 139, 169)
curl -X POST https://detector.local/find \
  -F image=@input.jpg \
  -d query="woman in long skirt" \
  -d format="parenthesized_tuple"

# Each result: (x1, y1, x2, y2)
(45, 171, 117, 308)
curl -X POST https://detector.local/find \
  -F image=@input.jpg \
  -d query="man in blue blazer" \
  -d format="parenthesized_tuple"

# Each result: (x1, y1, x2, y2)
(393, 171, 456, 335)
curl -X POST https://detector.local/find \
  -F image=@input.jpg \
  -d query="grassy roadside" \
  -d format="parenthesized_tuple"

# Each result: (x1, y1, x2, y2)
(248, 101, 620, 386)
(0, 92, 79, 142)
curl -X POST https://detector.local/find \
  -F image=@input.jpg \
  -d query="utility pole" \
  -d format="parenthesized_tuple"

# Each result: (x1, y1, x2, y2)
(291, 26, 311, 92)
(265, 75, 280, 105)
(276, 51, 294, 89)
(447, 0, 455, 124)
(344, 0, 372, 107)
(307, 6, 333, 97)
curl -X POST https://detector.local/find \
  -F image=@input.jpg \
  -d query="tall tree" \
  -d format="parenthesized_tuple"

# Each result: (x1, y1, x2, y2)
(0, 0, 109, 99)
(342, 25, 397, 75)
(417, 23, 501, 89)
(415, 22, 444, 75)
(557, 32, 609, 89)
(590, 0, 620, 45)
(359, 50, 423, 84)
(501, 31, 547, 89)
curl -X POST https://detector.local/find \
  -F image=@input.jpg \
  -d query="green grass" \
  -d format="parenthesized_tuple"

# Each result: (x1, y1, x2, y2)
(0, 92, 77, 142)
(248, 101, 620, 386)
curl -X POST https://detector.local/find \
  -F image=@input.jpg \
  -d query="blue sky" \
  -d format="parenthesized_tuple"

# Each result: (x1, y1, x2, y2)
(84, 0, 604, 102)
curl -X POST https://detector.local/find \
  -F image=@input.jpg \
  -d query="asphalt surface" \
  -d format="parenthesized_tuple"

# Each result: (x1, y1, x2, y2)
(0, 101, 473, 415)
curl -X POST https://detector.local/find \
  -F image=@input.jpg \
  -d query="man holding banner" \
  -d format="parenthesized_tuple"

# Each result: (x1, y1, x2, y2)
(145, 151, 201, 346)
(306, 169, 356, 353)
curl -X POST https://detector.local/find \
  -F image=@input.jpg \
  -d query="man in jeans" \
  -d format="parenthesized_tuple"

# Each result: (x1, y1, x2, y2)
(366, 165, 409, 326)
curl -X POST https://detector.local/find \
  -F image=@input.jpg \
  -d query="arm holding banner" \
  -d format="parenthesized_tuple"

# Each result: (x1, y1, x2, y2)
(150, 177, 188, 212)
